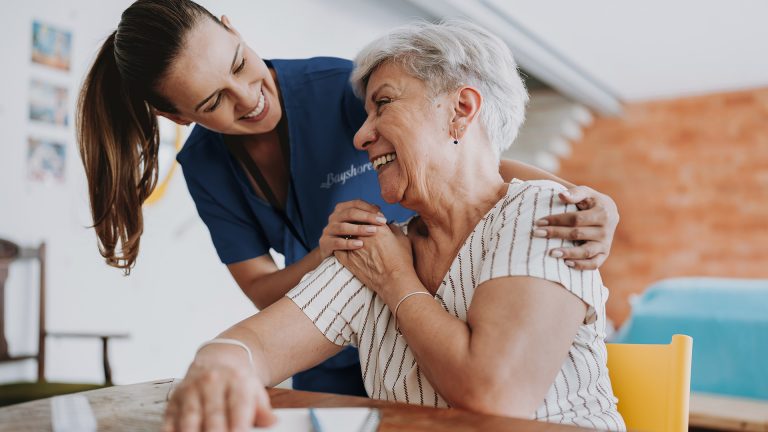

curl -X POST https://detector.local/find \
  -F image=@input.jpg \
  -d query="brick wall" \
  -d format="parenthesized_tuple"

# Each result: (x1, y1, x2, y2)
(558, 88, 768, 325)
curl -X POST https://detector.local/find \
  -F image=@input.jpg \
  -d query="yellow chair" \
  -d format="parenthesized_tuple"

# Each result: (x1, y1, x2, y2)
(606, 334, 693, 432)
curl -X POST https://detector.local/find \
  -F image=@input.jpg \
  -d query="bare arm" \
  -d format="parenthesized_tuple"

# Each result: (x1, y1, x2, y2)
(163, 298, 341, 432)
(375, 273, 585, 418)
(214, 298, 341, 386)
(228, 250, 323, 309)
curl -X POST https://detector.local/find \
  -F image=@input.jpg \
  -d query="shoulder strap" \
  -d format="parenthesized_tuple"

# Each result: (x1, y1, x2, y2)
(223, 136, 310, 252)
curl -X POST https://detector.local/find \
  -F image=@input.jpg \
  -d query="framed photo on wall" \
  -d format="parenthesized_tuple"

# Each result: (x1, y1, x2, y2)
(31, 20, 72, 71)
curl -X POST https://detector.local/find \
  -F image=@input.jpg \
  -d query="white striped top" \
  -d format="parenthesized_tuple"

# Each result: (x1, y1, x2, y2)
(287, 180, 626, 430)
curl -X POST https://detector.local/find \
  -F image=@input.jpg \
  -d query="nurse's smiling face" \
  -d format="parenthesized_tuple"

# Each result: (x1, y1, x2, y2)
(156, 16, 282, 135)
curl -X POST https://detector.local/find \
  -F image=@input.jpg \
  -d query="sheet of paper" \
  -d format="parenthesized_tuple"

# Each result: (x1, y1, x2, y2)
(252, 408, 310, 432)
(51, 394, 97, 432)
(252, 407, 379, 432)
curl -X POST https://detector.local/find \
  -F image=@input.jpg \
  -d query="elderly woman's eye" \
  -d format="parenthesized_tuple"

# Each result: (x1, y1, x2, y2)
(375, 98, 392, 113)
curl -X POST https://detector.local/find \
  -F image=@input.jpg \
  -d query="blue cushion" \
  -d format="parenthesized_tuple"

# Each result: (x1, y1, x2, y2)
(613, 277, 768, 400)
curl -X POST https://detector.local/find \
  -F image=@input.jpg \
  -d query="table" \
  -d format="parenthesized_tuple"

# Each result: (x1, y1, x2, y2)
(689, 392, 768, 432)
(0, 379, 590, 431)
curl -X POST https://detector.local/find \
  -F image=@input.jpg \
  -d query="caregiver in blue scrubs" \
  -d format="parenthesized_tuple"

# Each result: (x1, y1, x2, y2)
(76, 0, 619, 396)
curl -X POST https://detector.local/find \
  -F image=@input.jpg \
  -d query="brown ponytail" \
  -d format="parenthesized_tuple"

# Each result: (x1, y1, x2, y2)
(76, 0, 221, 274)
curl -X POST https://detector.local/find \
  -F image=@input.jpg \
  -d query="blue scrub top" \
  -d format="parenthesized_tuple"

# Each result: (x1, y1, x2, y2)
(177, 57, 415, 394)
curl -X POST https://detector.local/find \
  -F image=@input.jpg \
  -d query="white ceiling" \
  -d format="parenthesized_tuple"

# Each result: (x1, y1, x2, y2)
(485, 0, 768, 101)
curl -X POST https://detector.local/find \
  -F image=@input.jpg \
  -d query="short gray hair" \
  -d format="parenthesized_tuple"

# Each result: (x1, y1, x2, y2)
(351, 19, 528, 157)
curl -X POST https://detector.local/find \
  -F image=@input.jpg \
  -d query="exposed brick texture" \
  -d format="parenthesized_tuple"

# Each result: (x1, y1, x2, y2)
(558, 88, 768, 325)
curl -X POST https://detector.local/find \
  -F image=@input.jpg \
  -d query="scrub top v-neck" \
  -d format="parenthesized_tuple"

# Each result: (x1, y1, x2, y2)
(176, 57, 415, 395)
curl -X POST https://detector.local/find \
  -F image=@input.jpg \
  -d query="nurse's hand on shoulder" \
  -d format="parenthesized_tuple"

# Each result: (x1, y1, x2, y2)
(319, 200, 389, 259)
(163, 345, 276, 432)
(533, 185, 620, 271)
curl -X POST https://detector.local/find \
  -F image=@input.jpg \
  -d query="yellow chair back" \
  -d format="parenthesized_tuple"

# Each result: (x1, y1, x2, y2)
(606, 334, 693, 432)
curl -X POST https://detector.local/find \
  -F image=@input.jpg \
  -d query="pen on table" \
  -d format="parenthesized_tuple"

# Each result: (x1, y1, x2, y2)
(309, 408, 323, 432)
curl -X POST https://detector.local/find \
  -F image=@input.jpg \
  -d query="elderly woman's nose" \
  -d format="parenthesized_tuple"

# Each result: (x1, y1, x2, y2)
(354, 120, 377, 150)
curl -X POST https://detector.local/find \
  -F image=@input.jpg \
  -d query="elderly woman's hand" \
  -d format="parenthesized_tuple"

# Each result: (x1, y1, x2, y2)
(163, 345, 276, 432)
(318, 200, 389, 259)
(532, 185, 619, 270)
(335, 223, 414, 297)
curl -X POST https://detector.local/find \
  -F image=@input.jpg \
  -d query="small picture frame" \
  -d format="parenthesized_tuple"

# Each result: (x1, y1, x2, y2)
(31, 20, 72, 71)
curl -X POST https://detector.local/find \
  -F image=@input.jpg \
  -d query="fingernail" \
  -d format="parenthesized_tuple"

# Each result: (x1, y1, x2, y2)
(550, 250, 564, 258)
(535, 219, 549, 226)
(376, 216, 387, 224)
(352, 240, 363, 247)
(365, 226, 377, 233)
(377, 212, 385, 217)
(565, 260, 575, 267)
(532, 229, 547, 237)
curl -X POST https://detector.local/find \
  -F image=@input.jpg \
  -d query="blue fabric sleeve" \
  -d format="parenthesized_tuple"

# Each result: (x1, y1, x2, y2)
(180, 163, 270, 265)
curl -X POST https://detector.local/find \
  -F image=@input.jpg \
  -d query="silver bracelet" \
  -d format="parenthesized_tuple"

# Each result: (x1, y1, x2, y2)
(393, 291, 433, 332)
(197, 338, 254, 367)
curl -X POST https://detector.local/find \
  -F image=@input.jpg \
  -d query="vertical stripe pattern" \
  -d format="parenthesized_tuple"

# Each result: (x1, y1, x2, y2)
(287, 180, 625, 430)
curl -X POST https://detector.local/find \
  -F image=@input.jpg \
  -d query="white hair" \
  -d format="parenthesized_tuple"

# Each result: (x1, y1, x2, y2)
(351, 19, 529, 157)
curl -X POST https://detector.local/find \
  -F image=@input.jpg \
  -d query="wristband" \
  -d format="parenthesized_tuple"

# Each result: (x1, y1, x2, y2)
(197, 338, 254, 367)
(393, 291, 432, 332)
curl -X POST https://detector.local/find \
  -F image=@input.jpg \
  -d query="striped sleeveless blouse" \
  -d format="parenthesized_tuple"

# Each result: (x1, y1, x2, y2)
(288, 180, 626, 430)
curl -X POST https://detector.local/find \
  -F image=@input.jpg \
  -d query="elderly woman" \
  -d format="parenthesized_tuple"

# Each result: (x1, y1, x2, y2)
(164, 20, 625, 432)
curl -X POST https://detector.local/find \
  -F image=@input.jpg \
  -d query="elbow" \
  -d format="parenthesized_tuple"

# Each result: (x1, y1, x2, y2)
(251, 295, 271, 311)
(242, 279, 274, 310)
(446, 372, 537, 420)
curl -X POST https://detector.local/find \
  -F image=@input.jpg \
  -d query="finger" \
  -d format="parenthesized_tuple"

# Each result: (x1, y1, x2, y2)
(558, 185, 595, 204)
(329, 222, 379, 237)
(252, 387, 277, 427)
(227, 384, 255, 432)
(200, 376, 228, 432)
(163, 398, 179, 432)
(335, 207, 387, 225)
(564, 255, 605, 270)
(331, 200, 384, 216)
(549, 242, 606, 260)
(536, 207, 606, 228)
(532, 226, 604, 243)
(333, 199, 381, 215)
(178, 390, 203, 432)
(326, 237, 364, 251)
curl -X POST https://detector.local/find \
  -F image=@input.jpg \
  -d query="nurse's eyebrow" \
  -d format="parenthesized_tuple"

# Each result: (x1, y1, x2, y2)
(194, 43, 242, 112)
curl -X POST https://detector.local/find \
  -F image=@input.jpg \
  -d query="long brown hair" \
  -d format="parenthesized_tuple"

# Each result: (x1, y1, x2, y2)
(77, 0, 220, 274)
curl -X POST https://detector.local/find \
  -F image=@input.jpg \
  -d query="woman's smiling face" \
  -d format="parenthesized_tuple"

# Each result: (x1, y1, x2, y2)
(354, 62, 455, 205)
(156, 17, 282, 135)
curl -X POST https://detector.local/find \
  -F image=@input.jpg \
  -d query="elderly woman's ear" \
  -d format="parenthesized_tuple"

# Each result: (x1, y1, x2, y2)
(449, 86, 483, 142)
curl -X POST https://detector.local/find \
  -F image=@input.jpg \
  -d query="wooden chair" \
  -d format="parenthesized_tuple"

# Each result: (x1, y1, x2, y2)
(606, 334, 693, 432)
(0, 238, 129, 406)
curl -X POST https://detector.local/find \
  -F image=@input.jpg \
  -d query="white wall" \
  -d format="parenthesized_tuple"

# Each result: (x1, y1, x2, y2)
(0, 0, 427, 385)
(486, 0, 768, 101)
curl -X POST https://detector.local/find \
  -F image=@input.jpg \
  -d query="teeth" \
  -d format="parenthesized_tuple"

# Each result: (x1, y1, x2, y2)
(242, 90, 265, 119)
(373, 153, 397, 170)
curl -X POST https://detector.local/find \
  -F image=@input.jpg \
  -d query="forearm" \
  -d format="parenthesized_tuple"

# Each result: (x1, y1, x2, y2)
(380, 276, 486, 410)
(499, 159, 575, 188)
(200, 298, 341, 387)
(243, 248, 325, 309)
